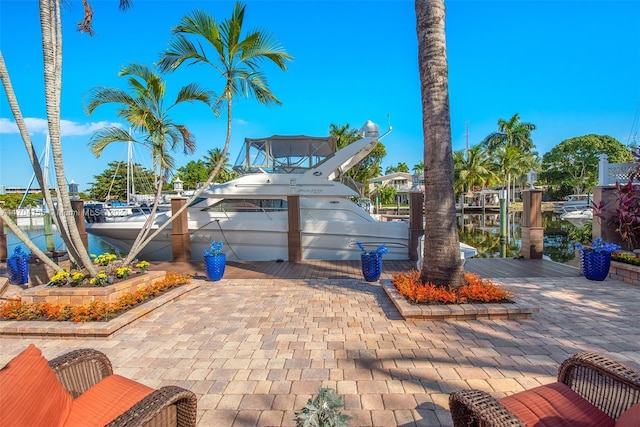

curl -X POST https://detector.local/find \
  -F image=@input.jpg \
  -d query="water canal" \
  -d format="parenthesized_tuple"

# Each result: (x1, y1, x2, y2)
(4, 212, 578, 263)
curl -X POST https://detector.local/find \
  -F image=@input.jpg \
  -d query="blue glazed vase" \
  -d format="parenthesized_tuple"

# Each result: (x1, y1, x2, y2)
(361, 252, 383, 282)
(204, 254, 226, 281)
(581, 251, 611, 281)
(7, 246, 29, 285)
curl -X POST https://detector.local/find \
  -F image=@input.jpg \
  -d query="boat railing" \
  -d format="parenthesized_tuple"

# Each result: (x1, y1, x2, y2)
(598, 154, 640, 185)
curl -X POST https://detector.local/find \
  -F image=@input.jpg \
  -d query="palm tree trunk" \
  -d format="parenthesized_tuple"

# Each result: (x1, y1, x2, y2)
(416, 0, 465, 288)
(39, 0, 97, 275)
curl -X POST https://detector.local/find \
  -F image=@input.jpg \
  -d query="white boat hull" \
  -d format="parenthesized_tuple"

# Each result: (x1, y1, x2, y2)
(87, 214, 410, 261)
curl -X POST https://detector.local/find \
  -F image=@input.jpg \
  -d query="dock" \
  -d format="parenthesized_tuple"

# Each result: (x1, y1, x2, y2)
(150, 257, 581, 280)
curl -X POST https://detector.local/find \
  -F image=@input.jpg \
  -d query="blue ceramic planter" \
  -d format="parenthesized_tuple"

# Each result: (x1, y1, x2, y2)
(361, 252, 383, 282)
(581, 251, 611, 281)
(204, 254, 226, 281)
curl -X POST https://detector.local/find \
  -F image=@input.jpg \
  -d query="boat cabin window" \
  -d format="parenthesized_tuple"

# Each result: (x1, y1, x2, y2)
(204, 199, 288, 213)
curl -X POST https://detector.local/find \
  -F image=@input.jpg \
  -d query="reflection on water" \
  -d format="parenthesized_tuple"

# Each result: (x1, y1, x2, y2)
(4, 225, 122, 256)
(458, 211, 577, 263)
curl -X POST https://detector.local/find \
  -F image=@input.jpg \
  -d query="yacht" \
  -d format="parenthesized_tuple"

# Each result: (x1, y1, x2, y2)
(553, 194, 591, 214)
(86, 121, 476, 262)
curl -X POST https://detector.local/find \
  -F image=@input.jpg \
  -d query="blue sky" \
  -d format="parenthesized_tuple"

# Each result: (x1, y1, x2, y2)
(1, 0, 639, 191)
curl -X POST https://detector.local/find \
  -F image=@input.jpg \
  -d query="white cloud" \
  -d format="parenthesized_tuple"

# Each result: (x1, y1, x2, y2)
(0, 117, 122, 136)
(235, 118, 249, 126)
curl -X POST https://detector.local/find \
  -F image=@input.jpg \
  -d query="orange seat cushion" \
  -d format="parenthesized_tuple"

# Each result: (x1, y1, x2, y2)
(616, 402, 640, 427)
(0, 344, 73, 427)
(500, 382, 615, 427)
(64, 374, 154, 427)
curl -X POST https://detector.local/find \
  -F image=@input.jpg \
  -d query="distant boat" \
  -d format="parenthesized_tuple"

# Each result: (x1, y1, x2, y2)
(553, 194, 591, 214)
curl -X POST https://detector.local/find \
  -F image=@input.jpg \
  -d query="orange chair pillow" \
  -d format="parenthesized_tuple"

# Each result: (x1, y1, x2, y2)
(616, 402, 640, 427)
(0, 344, 73, 427)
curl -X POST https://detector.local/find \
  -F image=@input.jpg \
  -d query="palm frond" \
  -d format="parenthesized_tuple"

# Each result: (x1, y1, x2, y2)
(87, 127, 134, 157)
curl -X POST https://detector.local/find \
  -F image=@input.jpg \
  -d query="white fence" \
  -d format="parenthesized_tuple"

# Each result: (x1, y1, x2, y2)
(598, 154, 640, 186)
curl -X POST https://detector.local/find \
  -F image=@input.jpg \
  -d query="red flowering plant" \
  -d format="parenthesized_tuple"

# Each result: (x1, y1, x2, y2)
(594, 148, 640, 250)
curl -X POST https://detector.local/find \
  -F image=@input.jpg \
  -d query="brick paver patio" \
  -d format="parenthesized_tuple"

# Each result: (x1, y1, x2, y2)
(1, 275, 639, 426)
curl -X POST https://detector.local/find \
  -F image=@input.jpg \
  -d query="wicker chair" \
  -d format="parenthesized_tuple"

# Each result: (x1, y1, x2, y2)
(449, 352, 640, 427)
(49, 348, 197, 427)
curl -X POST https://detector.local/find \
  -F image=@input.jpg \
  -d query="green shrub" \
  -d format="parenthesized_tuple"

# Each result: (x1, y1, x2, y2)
(568, 221, 592, 245)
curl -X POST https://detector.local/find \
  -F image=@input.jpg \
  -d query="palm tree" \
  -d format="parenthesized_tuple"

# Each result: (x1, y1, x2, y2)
(454, 144, 496, 196)
(85, 63, 216, 263)
(158, 2, 293, 188)
(483, 113, 536, 152)
(203, 147, 234, 182)
(482, 113, 537, 203)
(413, 160, 425, 174)
(415, 0, 465, 288)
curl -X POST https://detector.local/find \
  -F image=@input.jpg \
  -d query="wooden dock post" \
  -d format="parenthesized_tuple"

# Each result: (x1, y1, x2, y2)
(287, 195, 302, 262)
(171, 198, 191, 262)
(409, 192, 424, 260)
(521, 189, 543, 259)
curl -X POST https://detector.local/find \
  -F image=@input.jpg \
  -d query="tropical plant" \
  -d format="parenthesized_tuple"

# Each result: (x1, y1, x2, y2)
(415, 0, 465, 288)
(385, 162, 410, 175)
(84, 63, 216, 265)
(158, 2, 292, 188)
(126, 2, 292, 261)
(413, 160, 425, 174)
(482, 113, 536, 152)
(482, 113, 537, 203)
(567, 221, 593, 245)
(202, 147, 236, 182)
(453, 144, 497, 197)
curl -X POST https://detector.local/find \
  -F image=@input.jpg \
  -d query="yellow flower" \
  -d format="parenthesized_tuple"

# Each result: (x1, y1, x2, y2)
(135, 260, 150, 271)
(116, 267, 132, 279)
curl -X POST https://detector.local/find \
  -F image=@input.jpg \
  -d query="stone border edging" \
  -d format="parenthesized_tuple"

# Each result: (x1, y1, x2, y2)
(0, 280, 203, 338)
(381, 279, 540, 320)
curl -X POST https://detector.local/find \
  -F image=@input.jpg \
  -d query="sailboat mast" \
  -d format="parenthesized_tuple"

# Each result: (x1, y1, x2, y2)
(127, 138, 133, 204)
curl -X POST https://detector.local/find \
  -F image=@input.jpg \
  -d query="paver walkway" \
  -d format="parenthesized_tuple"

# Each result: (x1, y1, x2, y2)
(1, 275, 639, 426)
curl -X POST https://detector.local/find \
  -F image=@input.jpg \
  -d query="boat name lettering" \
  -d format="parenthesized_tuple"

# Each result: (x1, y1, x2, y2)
(296, 188, 323, 194)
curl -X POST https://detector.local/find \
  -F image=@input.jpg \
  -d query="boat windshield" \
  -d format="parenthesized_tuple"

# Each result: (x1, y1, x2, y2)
(233, 135, 336, 174)
(204, 198, 288, 213)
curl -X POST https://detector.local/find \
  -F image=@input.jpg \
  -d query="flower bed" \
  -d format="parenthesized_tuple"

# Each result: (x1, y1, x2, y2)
(609, 260, 640, 286)
(0, 272, 191, 322)
(18, 271, 168, 305)
(391, 270, 514, 304)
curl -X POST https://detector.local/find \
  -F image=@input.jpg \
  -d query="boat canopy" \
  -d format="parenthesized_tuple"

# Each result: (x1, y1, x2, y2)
(233, 135, 337, 174)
